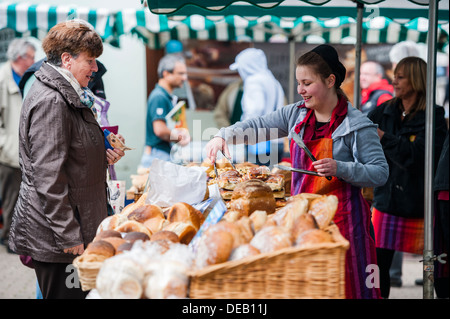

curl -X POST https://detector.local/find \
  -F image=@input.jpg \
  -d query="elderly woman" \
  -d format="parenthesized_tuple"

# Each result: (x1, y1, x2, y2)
(368, 56, 447, 298)
(8, 21, 124, 299)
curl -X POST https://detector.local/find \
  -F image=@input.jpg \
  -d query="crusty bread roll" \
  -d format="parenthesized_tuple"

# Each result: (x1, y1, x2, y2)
(228, 244, 260, 261)
(150, 230, 180, 243)
(97, 214, 128, 233)
(235, 216, 255, 243)
(115, 220, 152, 238)
(249, 210, 267, 233)
(229, 179, 276, 216)
(163, 222, 197, 244)
(307, 195, 338, 229)
(127, 204, 164, 223)
(222, 210, 243, 222)
(94, 229, 122, 241)
(123, 231, 150, 243)
(82, 240, 116, 262)
(143, 217, 170, 234)
(288, 192, 322, 205)
(208, 221, 249, 249)
(271, 197, 309, 231)
(120, 191, 148, 217)
(195, 229, 234, 269)
(250, 226, 293, 254)
(102, 237, 127, 252)
(166, 202, 204, 231)
(294, 228, 334, 248)
(291, 213, 318, 239)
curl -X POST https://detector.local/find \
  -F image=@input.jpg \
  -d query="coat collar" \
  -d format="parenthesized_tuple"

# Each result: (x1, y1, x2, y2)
(34, 62, 84, 109)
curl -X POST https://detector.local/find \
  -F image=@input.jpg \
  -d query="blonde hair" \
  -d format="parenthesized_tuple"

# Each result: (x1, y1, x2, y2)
(394, 56, 427, 118)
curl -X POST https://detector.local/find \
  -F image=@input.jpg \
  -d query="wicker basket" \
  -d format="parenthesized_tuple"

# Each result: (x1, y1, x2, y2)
(73, 255, 103, 291)
(188, 224, 349, 299)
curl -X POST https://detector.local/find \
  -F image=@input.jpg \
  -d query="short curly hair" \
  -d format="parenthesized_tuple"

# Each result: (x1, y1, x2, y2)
(42, 20, 103, 66)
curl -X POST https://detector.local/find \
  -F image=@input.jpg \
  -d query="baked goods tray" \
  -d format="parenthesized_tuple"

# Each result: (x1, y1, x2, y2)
(188, 224, 349, 299)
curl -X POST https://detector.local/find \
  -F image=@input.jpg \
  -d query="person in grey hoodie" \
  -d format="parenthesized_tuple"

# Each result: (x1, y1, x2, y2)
(229, 48, 286, 165)
(206, 44, 388, 299)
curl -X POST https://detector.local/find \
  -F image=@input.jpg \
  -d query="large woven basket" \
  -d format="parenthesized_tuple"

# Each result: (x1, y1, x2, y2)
(73, 255, 103, 291)
(188, 224, 349, 299)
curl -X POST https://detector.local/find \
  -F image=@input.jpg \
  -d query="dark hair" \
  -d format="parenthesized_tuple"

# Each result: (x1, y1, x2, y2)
(42, 20, 103, 66)
(297, 47, 348, 101)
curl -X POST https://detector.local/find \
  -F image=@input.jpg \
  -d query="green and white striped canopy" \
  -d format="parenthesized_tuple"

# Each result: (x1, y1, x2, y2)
(116, 7, 448, 49)
(0, 2, 116, 44)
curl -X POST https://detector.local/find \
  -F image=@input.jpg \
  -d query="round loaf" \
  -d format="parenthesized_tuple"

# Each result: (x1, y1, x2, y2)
(94, 229, 122, 241)
(123, 231, 150, 243)
(83, 240, 116, 262)
(229, 179, 276, 216)
(150, 230, 180, 243)
(295, 229, 334, 248)
(228, 244, 260, 261)
(127, 204, 164, 223)
(250, 226, 293, 254)
(102, 237, 127, 252)
(115, 220, 152, 237)
(195, 230, 234, 269)
(208, 221, 248, 249)
(166, 202, 204, 230)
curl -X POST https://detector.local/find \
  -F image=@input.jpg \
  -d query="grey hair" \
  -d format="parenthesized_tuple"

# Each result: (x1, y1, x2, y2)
(7, 38, 36, 62)
(363, 60, 386, 77)
(157, 53, 185, 78)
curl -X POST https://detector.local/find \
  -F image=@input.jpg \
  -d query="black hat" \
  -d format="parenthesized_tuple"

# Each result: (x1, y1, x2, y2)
(311, 44, 346, 87)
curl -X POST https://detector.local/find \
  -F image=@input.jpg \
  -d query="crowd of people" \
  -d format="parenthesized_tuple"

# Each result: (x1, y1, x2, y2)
(0, 19, 448, 300)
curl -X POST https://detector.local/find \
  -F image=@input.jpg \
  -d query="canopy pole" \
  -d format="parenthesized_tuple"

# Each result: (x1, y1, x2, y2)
(423, 0, 438, 300)
(353, 1, 363, 109)
(289, 36, 295, 104)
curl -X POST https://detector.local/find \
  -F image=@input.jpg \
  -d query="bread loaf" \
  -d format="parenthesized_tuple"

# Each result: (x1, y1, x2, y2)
(295, 228, 334, 247)
(271, 197, 309, 231)
(116, 242, 133, 254)
(102, 237, 127, 252)
(195, 229, 234, 269)
(291, 213, 318, 239)
(229, 179, 276, 216)
(307, 195, 338, 229)
(163, 221, 197, 244)
(166, 202, 204, 231)
(82, 240, 116, 262)
(123, 231, 150, 243)
(115, 220, 152, 238)
(228, 244, 260, 261)
(249, 210, 267, 233)
(250, 226, 293, 254)
(94, 229, 122, 241)
(150, 230, 180, 243)
(144, 261, 189, 299)
(208, 221, 249, 249)
(143, 217, 170, 234)
(127, 204, 164, 223)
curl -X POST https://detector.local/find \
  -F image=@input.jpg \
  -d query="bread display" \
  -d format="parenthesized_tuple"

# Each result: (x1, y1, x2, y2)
(229, 179, 276, 216)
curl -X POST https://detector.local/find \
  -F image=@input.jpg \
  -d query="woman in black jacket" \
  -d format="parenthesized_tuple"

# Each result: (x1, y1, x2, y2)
(368, 56, 447, 298)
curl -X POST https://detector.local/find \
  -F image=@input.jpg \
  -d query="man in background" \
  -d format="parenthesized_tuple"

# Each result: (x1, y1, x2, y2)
(360, 60, 393, 115)
(0, 38, 36, 252)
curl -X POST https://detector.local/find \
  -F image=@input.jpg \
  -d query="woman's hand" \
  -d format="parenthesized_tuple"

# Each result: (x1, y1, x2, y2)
(312, 158, 337, 177)
(64, 244, 84, 255)
(107, 133, 125, 165)
(377, 128, 385, 140)
(205, 137, 231, 164)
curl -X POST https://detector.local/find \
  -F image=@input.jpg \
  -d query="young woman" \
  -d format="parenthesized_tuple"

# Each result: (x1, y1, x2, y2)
(205, 44, 389, 299)
(368, 56, 447, 298)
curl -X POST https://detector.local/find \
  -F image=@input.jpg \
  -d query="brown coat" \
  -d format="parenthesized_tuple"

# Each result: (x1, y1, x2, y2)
(9, 62, 108, 263)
